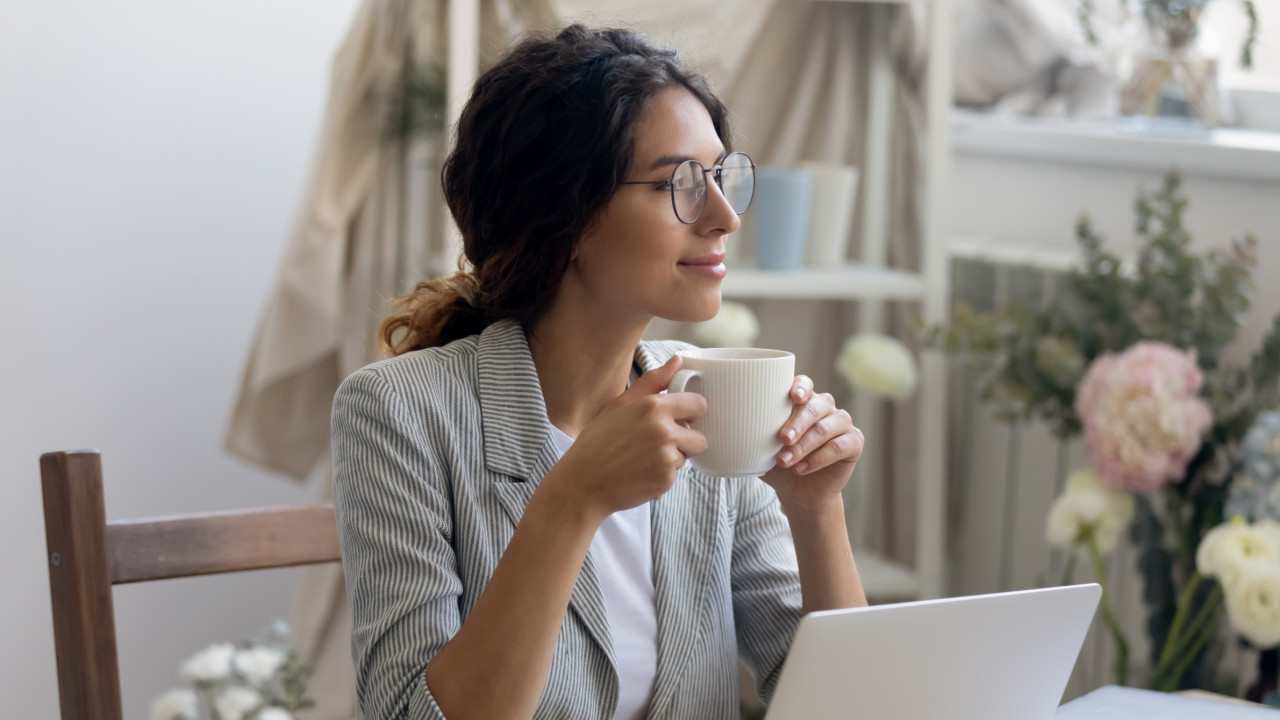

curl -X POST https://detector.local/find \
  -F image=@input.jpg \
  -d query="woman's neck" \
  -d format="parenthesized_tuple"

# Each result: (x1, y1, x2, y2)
(526, 300, 650, 439)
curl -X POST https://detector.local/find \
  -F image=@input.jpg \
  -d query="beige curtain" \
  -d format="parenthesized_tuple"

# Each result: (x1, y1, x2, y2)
(224, 2, 554, 717)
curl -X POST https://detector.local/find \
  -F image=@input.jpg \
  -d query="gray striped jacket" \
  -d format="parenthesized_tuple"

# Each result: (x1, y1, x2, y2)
(332, 318, 803, 720)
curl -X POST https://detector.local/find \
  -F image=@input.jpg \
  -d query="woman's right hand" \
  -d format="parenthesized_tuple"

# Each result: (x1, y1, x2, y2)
(543, 355, 707, 521)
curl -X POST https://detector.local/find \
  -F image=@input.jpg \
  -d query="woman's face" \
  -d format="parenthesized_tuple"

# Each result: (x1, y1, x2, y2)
(567, 86, 741, 325)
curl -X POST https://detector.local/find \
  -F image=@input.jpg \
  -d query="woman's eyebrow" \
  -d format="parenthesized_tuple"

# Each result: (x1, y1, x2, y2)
(646, 149, 727, 172)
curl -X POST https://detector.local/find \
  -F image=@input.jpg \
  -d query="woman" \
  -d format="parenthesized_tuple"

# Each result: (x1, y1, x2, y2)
(332, 24, 867, 720)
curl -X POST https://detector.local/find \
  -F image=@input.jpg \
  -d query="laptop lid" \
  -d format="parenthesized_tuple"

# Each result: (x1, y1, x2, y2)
(764, 584, 1101, 720)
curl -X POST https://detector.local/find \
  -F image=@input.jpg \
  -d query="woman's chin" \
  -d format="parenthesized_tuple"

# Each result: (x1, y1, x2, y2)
(659, 297, 721, 325)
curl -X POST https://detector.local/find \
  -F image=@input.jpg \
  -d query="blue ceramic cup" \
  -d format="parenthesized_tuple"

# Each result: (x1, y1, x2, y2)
(752, 166, 812, 271)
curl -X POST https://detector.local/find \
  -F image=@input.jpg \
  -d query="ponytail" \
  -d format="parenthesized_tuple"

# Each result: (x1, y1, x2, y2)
(379, 270, 489, 356)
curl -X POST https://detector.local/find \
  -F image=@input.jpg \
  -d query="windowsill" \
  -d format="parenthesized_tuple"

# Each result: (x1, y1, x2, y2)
(952, 109, 1280, 184)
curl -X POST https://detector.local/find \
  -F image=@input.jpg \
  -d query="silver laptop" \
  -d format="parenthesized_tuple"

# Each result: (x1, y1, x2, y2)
(765, 584, 1101, 720)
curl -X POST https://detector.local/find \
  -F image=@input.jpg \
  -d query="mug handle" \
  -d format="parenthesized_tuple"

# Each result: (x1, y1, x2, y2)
(668, 369, 701, 428)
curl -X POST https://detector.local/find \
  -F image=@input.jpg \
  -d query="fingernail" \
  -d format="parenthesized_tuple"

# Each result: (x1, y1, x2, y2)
(795, 462, 808, 474)
(779, 450, 794, 465)
(783, 429, 795, 442)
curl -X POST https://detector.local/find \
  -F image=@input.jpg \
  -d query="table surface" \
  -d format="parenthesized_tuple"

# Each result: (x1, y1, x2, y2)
(1055, 686, 1275, 719)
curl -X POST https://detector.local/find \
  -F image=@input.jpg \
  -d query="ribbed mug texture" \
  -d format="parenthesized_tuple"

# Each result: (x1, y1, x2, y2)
(670, 348, 795, 477)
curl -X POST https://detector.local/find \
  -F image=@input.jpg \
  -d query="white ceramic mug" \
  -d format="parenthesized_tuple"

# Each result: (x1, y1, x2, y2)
(669, 348, 795, 477)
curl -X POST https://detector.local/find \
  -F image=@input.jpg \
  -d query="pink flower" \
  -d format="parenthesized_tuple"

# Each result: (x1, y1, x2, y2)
(1075, 342, 1213, 493)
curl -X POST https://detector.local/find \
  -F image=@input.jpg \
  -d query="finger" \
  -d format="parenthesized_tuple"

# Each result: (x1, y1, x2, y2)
(777, 391, 836, 445)
(658, 390, 708, 423)
(778, 406, 850, 467)
(788, 375, 815, 405)
(620, 355, 682, 400)
(793, 426, 865, 475)
(672, 426, 708, 458)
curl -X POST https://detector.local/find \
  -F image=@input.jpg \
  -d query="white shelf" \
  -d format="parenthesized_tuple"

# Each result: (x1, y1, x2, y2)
(722, 263, 925, 301)
(809, 0, 943, 5)
(953, 109, 1280, 184)
(857, 549, 920, 602)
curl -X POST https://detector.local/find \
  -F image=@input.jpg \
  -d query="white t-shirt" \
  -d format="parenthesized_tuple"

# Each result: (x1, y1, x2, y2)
(548, 423, 658, 720)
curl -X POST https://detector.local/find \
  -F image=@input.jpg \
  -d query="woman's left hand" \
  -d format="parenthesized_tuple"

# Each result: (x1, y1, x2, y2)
(761, 375, 864, 513)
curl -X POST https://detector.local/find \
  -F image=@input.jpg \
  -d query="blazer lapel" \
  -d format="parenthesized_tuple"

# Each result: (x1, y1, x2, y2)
(647, 467, 722, 719)
(477, 320, 618, 675)
(632, 340, 723, 719)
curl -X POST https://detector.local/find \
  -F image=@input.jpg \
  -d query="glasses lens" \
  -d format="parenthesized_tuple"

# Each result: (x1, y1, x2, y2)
(719, 153, 754, 215)
(671, 160, 706, 224)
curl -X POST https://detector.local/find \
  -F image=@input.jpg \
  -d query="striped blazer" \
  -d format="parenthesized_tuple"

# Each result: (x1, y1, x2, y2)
(332, 318, 803, 720)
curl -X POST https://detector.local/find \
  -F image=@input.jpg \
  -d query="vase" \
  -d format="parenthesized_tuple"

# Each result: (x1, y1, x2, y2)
(753, 166, 812, 271)
(1117, 10, 1223, 127)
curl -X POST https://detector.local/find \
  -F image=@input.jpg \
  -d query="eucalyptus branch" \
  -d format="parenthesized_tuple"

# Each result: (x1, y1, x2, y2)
(1242, 0, 1259, 69)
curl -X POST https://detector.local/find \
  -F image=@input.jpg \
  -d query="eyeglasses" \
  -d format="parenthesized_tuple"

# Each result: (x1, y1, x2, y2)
(619, 152, 755, 224)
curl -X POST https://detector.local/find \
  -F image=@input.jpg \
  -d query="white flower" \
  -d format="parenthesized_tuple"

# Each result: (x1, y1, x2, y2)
(692, 301, 759, 348)
(233, 646, 287, 685)
(835, 333, 918, 400)
(257, 708, 294, 720)
(1045, 468, 1134, 554)
(179, 643, 236, 683)
(1224, 561, 1280, 648)
(149, 688, 198, 720)
(1197, 519, 1280, 590)
(213, 685, 261, 720)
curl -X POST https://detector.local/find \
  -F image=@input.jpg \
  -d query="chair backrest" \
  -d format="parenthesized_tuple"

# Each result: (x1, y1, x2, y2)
(40, 449, 342, 720)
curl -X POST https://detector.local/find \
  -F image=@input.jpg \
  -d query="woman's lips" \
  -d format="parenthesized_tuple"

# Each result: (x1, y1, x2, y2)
(678, 255, 727, 278)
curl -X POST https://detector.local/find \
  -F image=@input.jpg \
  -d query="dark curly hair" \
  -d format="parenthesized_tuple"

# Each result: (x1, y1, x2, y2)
(379, 24, 732, 355)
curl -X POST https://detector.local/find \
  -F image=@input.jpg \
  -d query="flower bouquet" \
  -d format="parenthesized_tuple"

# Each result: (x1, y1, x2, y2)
(924, 169, 1280, 693)
(150, 621, 313, 720)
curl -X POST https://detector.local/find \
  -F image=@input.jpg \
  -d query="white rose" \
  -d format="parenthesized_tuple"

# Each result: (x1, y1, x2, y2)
(1046, 489, 1106, 548)
(1045, 468, 1132, 554)
(214, 686, 261, 720)
(1197, 521, 1280, 590)
(149, 688, 198, 720)
(233, 646, 287, 685)
(257, 708, 294, 720)
(691, 301, 759, 348)
(179, 643, 236, 683)
(835, 333, 918, 400)
(1225, 562, 1280, 648)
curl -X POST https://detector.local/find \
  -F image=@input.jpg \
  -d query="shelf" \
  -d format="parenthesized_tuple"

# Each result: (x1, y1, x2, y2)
(856, 549, 920, 603)
(807, 0, 944, 5)
(721, 264, 925, 301)
(953, 109, 1280, 184)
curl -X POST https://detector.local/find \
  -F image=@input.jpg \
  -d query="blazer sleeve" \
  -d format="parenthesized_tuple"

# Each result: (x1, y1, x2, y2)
(332, 367, 459, 720)
(729, 479, 804, 705)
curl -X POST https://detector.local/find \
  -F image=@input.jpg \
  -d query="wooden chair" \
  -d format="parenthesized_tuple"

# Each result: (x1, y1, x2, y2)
(40, 449, 342, 720)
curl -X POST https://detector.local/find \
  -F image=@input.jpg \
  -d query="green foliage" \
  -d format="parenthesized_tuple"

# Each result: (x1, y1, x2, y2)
(384, 54, 446, 143)
(924, 169, 1277, 449)
(924, 168, 1280, 691)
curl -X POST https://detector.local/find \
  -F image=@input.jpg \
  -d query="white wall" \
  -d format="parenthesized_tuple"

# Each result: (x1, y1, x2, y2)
(0, 2, 360, 717)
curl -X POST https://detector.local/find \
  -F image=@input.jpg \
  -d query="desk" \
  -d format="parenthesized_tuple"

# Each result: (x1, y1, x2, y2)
(1055, 686, 1276, 718)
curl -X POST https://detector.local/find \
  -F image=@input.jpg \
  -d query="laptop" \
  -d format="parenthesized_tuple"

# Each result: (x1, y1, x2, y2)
(764, 584, 1101, 720)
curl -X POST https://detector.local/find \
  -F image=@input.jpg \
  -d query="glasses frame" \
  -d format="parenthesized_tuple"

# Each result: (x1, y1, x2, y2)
(618, 151, 755, 225)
